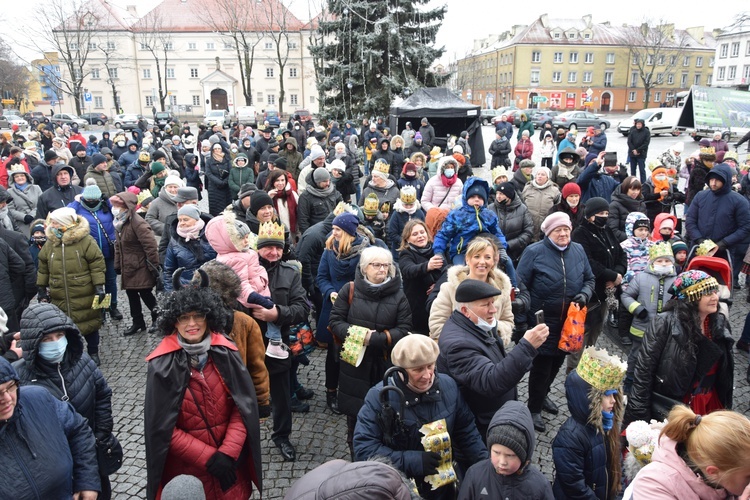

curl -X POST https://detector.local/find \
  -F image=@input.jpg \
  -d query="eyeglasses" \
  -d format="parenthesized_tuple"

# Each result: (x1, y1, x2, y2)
(368, 263, 389, 269)
(177, 313, 207, 325)
(0, 382, 18, 398)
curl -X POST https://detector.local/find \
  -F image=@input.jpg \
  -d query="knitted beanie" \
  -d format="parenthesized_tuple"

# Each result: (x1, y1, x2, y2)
(81, 179, 102, 200)
(250, 191, 274, 215)
(177, 205, 201, 221)
(332, 212, 359, 237)
(486, 424, 528, 464)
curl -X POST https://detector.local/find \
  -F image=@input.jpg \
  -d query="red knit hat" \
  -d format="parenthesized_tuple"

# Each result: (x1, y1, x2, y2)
(561, 183, 581, 199)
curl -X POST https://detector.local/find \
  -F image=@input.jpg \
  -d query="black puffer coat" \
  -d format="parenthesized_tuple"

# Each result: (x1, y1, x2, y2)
(205, 154, 232, 216)
(489, 196, 534, 264)
(572, 219, 627, 303)
(607, 188, 647, 242)
(398, 243, 445, 335)
(16, 303, 113, 438)
(296, 212, 334, 293)
(624, 305, 734, 426)
(0, 238, 26, 331)
(329, 268, 412, 417)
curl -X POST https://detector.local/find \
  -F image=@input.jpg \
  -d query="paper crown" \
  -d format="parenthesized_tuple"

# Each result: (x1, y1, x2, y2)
(700, 146, 716, 155)
(400, 185, 417, 204)
(257, 221, 285, 244)
(362, 193, 380, 216)
(491, 166, 509, 183)
(669, 270, 720, 302)
(373, 159, 390, 175)
(696, 239, 718, 256)
(333, 201, 355, 216)
(8, 164, 28, 176)
(380, 201, 391, 214)
(429, 146, 443, 161)
(576, 347, 627, 391)
(649, 242, 674, 262)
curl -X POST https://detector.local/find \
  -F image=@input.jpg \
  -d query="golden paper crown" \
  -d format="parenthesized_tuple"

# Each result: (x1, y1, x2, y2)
(257, 221, 285, 245)
(373, 159, 390, 175)
(362, 193, 380, 216)
(380, 201, 391, 214)
(696, 239, 718, 256)
(400, 186, 417, 204)
(333, 201, 354, 216)
(429, 146, 443, 161)
(576, 347, 627, 391)
(491, 166, 509, 183)
(649, 242, 674, 262)
(700, 146, 716, 155)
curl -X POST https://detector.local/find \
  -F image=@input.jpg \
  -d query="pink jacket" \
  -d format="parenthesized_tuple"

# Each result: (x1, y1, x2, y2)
(204, 213, 270, 309)
(421, 175, 463, 211)
(632, 437, 730, 500)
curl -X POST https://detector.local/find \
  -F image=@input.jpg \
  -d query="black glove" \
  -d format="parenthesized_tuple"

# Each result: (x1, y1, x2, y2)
(115, 268, 121, 275)
(37, 286, 50, 303)
(206, 451, 237, 491)
(572, 293, 588, 307)
(94, 285, 106, 303)
(716, 240, 727, 251)
(247, 292, 275, 309)
(421, 451, 441, 476)
(511, 298, 525, 315)
(219, 169, 230, 179)
(633, 305, 649, 320)
(258, 404, 271, 419)
(23, 214, 34, 224)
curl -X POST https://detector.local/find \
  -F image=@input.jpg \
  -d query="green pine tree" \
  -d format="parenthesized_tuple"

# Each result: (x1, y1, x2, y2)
(312, 0, 446, 120)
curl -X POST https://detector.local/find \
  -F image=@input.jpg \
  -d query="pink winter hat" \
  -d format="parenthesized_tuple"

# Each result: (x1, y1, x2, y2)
(541, 212, 572, 236)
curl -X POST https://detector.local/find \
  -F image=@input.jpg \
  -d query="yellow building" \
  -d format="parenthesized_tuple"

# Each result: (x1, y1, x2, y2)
(456, 15, 718, 113)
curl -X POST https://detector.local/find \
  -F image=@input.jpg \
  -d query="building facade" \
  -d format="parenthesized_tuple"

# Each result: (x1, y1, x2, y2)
(455, 15, 717, 113)
(712, 19, 750, 90)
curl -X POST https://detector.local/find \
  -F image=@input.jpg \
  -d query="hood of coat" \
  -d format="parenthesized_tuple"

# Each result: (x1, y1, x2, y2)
(204, 210, 247, 254)
(651, 212, 678, 241)
(184, 153, 198, 169)
(126, 139, 138, 149)
(612, 187, 644, 209)
(446, 264, 511, 297)
(51, 163, 75, 187)
(624, 211, 650, 239)
(487, 400, 536, 463)
(45, 214, 91, 246)
(461, 177, 491, 209)
(565, 370, 624, 433)
(353, 265, 403, 299)
(19, 303, 84, 368)
(282, 136, 298, 152)
(704, 163, 733, 195)
(115, 191, 138, 213)
(438, 156, 459, 175)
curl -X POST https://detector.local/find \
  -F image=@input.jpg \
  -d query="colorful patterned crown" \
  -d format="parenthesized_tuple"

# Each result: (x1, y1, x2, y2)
(400, 185, 417, 204)
(699, 146, 716, 156)
(257, 221, 285, 246)
(696, 239, 718, 256)
(576, 347, 627, 391)
(491, 166, 509, 183)
(649, 242, 674, 262)
(669, 270, 720, 302)
(362, 193, 380, 216)
(373, 159, 390, 175)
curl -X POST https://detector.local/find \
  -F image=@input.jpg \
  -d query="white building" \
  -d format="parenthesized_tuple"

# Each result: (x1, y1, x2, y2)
(54, 0, 319, 119)
(712, 19, 750, 90)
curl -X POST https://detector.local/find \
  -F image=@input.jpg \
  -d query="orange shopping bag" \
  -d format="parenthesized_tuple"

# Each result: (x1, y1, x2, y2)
(558, 302, 587, 353)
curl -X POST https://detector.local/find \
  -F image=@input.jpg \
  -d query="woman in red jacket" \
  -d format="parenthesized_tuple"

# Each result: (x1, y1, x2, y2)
(513, 130, 534, 171)
(144, 274, 262, 500)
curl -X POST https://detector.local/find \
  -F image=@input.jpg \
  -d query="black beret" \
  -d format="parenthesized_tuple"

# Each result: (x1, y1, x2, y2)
(455, 279, 502, 303)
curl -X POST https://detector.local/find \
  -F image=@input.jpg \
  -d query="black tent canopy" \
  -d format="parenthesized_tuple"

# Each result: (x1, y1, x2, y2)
(389, 88, 486, 167)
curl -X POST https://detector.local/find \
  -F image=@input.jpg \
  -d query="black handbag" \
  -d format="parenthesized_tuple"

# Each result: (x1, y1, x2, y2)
(96, 432, 124, 476)
(650, 392, 683, 421)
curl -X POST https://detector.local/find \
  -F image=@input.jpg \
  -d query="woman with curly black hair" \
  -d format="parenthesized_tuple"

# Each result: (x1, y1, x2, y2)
(144, 275, 263, 500)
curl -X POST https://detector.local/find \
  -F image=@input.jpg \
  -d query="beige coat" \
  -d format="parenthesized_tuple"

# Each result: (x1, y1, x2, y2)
(428, 265, 514, 345)
(522, 180, 560, 242)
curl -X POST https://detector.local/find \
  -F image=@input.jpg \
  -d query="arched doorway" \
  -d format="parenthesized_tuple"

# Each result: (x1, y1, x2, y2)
(528, 92, 538, 109)
(210, 88, 228, 110)
(601, 91, 612, 112)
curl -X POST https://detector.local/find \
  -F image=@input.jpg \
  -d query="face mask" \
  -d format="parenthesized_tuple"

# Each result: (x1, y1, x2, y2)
(653, 264, 674, 275)
(444, 168, 455, 178)
(567, 198, 579, 208)
(594, 216, 608, 228)
(38, 335, 68, 363)
(295, 126, 300, 130)
(111, 207, 122, 216)
(474, 313, 497, 333)
(660, 230, 672, 241)
(51, 228, 64, 239)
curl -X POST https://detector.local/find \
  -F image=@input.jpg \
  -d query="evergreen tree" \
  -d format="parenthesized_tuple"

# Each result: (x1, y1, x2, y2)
(312, 0, 446, 121)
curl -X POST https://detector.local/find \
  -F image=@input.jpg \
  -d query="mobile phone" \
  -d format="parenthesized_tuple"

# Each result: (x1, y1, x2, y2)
(535, 310, 545, 324)
(604, 152, 618, 167)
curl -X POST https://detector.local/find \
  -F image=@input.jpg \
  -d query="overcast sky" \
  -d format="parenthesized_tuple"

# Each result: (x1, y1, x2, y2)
(4, 0, 748, 65)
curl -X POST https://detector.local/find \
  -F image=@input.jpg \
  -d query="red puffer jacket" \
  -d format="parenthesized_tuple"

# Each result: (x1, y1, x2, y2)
(162, 358, 250, 499)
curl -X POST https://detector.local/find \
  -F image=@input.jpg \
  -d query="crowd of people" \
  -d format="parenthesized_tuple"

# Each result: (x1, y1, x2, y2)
(0, 111, 750, 500)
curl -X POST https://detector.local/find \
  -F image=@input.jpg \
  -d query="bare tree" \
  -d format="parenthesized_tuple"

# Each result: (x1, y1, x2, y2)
(261, 0, 294, 115)
(621, 21, 691, 109)
(132, 9, 172, 111)
(204, 0, 262, 107)
(0, 42, 31, 110)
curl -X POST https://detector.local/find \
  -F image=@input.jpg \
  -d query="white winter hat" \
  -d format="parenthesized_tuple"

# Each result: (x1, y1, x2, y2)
(164, 172, 184, 188)
(48, 207, 78, 227)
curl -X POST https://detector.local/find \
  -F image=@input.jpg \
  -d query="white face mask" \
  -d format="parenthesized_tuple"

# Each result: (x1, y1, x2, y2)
(444, 168, 455, 178)
(111, 207, 121, 216)
(653, 264, 674, 275)
(469, 307, 497, 333)
(117, 141, 125, 147)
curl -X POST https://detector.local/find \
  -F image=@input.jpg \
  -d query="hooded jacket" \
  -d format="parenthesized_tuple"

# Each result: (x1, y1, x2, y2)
(113, 191, 160, 290)
(421, 157, 463, 211)
(36, 215, 106, 335)
(163, 216, 216, 291)
(117, 141, 140, 170)
(298, 171, 344, 234)
(550, 149, 582, 189)
(489, 194, 534, 263)
(608, 186, 647, 242)
(387, 200, 425, 259)
(627, 121, 651, 156)
(0, 358, 101, 499)
(521, 177, 561, 242)
(488, 135, 512, 167)
(572, 218, 628, 303)
(577, 160, 621, 204)
(621, 260, 675, 338)
(552, 370, 624, 499)
(228, 154, 255, 200)
(620, 212, 654, 288)
(7, 171, 42, 233)
(35, 164, 84, 221)
(685, 163, 750, 249)
(123, 159, 148, 189)
(459, 401, 553, 500)
(145, 186, 178, 237)
(205, 152, 233, 216)
(83, 164, 118, 198)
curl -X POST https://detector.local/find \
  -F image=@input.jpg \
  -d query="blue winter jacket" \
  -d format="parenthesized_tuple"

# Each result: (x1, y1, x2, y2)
(163, 224, 217, 292)
(117, 140, 140, 170)
(124, 162, 147, 188)
(433, 177, 508, 260)
(68, 200, 117, 259)
(495, 121, 513, 140)
(576, 159, 620, 203)
(685, 163, 750, 248)
(516, 238, 595, 355)
(588, 133, 607, 156)
(0, 358, 100, 499)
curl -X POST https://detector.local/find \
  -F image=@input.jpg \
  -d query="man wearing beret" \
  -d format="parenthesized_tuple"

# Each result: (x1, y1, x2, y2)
(437, 279, 549, 439)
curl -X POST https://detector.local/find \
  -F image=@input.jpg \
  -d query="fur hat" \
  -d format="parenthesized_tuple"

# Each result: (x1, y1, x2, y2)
(332, 212, 359, 237)
(541, 212, 571, 236)
(486, 424, 528, 464)
(48, 207, 78, 227)
(256, 221, 286, 249)
(391, 334, 439, 369)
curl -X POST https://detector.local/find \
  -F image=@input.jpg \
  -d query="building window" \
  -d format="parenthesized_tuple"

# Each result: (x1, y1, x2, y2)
(91, 68, 100, 79)
(188, 42, 196, 50)
(206, 42, 215, 50)
(568, 71, 577, 83)
(70, 42, 79, 51)
(106, 41, 116, 50)
(530, 70, 540, 84)
(657, 55, 665, 65)
(267, 94, 275, 105)
(583, 71, 592, 83)
(631, 71, 639, 87)
(715, 67, 724, 80)
(140, 43, 148, 50)
(646, 55, 654, 65)
(696, 56, 703, 67)
(709, 57, 715, 67)
(747, 41, 750, 56)
(720, 44, 728, 58)
(290, 94, 298, 105)
(310, 95, 316, 103)
(728, 66, 737, 80)
(143, 68, 151, 79)
(164, 42, 173, 51)
(654, 91, 661, 102)
(643, 93, 647, 102)
(169, 95, 177, 106)
(606, 52, 615, 64)
(584, 33, 591, 39)
(694, 74, 701, 85)
(669, 55, 677, 65)
(108, 67, 118, 79)
(166, 68, 175, 79)
(680, 73, 688, 87)
(89, 42, 98, 50)
(569, 52, 578, 63)
(289, 67, 297, 78)
(266, 67, 274, 78)
(567, 32, 576, 39)
(94, 96, 103, 108)
(554, 52, 562, 63)
(656, 73, 663, 84)
(145, 96, 154, 106)
(683, 56, 690, 66)
(744, 65, 750, 80)
(552, 71, 562, 83)
(553, 32, 560, 39)
(223, 42, 233, 49)
(256, 92, 263, 103)
(628, 91, 636, 102)
(632, 55, 639, 65)
(190, 68, 198, 78)
(288, 41, 297, 50)
(667, 73, 674, 85)
(531, 51, 541, 63)
(707, 74, 712, 85)
(731, 42, 740, 57)
(192, 95, 201, 106)
(604, 71, 613, 86)
(584, 52, 593, 64)
(264, 41, 273, 49)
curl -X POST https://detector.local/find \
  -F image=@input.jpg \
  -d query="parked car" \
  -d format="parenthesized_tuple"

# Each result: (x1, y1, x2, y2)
(617, 108, 682, 136)
(235, 106, 257, 127)
(203, 109, 231, 129)
(481, 109, 499, 125)
(51, 113, 88, 129)
(529, 110, 560, 128)
(154, 111, 173, 130)
(495, 105, 519, 115)
(552, 111, 610, 131)
(112, 114, 142, 130)
(22, 111, 47, 123)
(293, 108, 312, 123)
(0, 114, 29, 131)
(257, 108, 281, 128)
(79, 112, 108, 126)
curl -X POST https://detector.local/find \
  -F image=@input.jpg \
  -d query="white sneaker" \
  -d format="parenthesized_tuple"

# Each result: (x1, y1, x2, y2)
(266, 341, 289, 359)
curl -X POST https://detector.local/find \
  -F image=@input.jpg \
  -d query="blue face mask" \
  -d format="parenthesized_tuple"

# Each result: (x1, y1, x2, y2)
(443, 168, 455, 178)
(51, 228, 64, 239)
(38, 335, 68, 363)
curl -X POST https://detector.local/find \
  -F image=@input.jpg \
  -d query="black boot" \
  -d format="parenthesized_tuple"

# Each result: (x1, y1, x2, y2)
(123, 320, 147, 337)
(148, 310, 159, 334)
(531, 412, 546, 433)
(109, 306, 123, 321)
(326, 390, 341, 415)
(542, 396, 559, 415)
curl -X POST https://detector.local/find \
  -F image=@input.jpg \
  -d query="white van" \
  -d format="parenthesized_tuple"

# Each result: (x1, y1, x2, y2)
(236, 106, 257, 126)
(617, 108, 681, 136)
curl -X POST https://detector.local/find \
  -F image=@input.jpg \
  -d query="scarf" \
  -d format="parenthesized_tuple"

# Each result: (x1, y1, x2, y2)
(177, 331, 211, 370)
(272, 186, 298, 233)
(440, 173, 457, 188)
(369, 178, 395, 190)
(177, 218, 206, 241)
(81, 198, 103, 212)
(113, 210, 129, 232)
(409, 242, 434, 257)
(13, 182, 30, 192)
(151, 175, 165, 198)
(306, 180, 335, 199)
(532, 179, 552, 189)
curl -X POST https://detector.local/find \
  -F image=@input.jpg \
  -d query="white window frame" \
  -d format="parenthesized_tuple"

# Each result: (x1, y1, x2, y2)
(143, 68, 151, 79)
(631, 71, 639, 87)
(163, 42, 173, 51)
(189, 68, 198, 78)
(106, 41, 116, 51)
(267, 94, 275, 105)
(554, 52, 562, 63)
(606, 53, 615, 64)
(680, 73, 688, 87)
(88, 42, 98, 50)
(731, 42, 740, 57)
(694, 74, 701, 85)
(256, 92, 263, 103)
(192, 95, 201, 106)
(584, 52, 593, 64)
(145, 96, 154, 106)
(567, 71, 577, 83)
(667, 73, 674, 85)
(266, 67, 274, 78)
(654, 91, 661, 102)
(583, 71, 592, 83)
(108, 67, 118, 79)
(289, 67, 297, 78)
(264, 41, 273, 50)
(728, 66, 737, 80)
(140, 43, 148, 50)
(91, 68, 100, 80)
(531, 51, 541, 63)
(70, 42, 79, 51)
(206, 42, 215, 50)
(169, 95, 177, 106)
(530, 70, 540, 84)
(682, 56, 690, 67)
(604, 71, 613, 86)
(707, 74, 713, 85)
(628, 91, 636, 102)
(166, 67, 175, 79)
(552, 71, 562, 83)
(288, 41, 298, 50)
(657, 55, 665, 65)
(696, 56, 703, 67)
(569, 52, 578, 64)
(188, 42, 197, 50)
(290, 94, 298, 105)
(717, 67, 725, 80)
(94, 96, 103, 108)
(720, 44, 728, 58)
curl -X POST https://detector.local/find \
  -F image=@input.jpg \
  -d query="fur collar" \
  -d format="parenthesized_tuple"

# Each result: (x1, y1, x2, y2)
(45, 215, 91, 246)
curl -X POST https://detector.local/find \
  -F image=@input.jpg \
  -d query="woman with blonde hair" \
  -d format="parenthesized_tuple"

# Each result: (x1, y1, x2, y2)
(631, 405, 750, 499)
